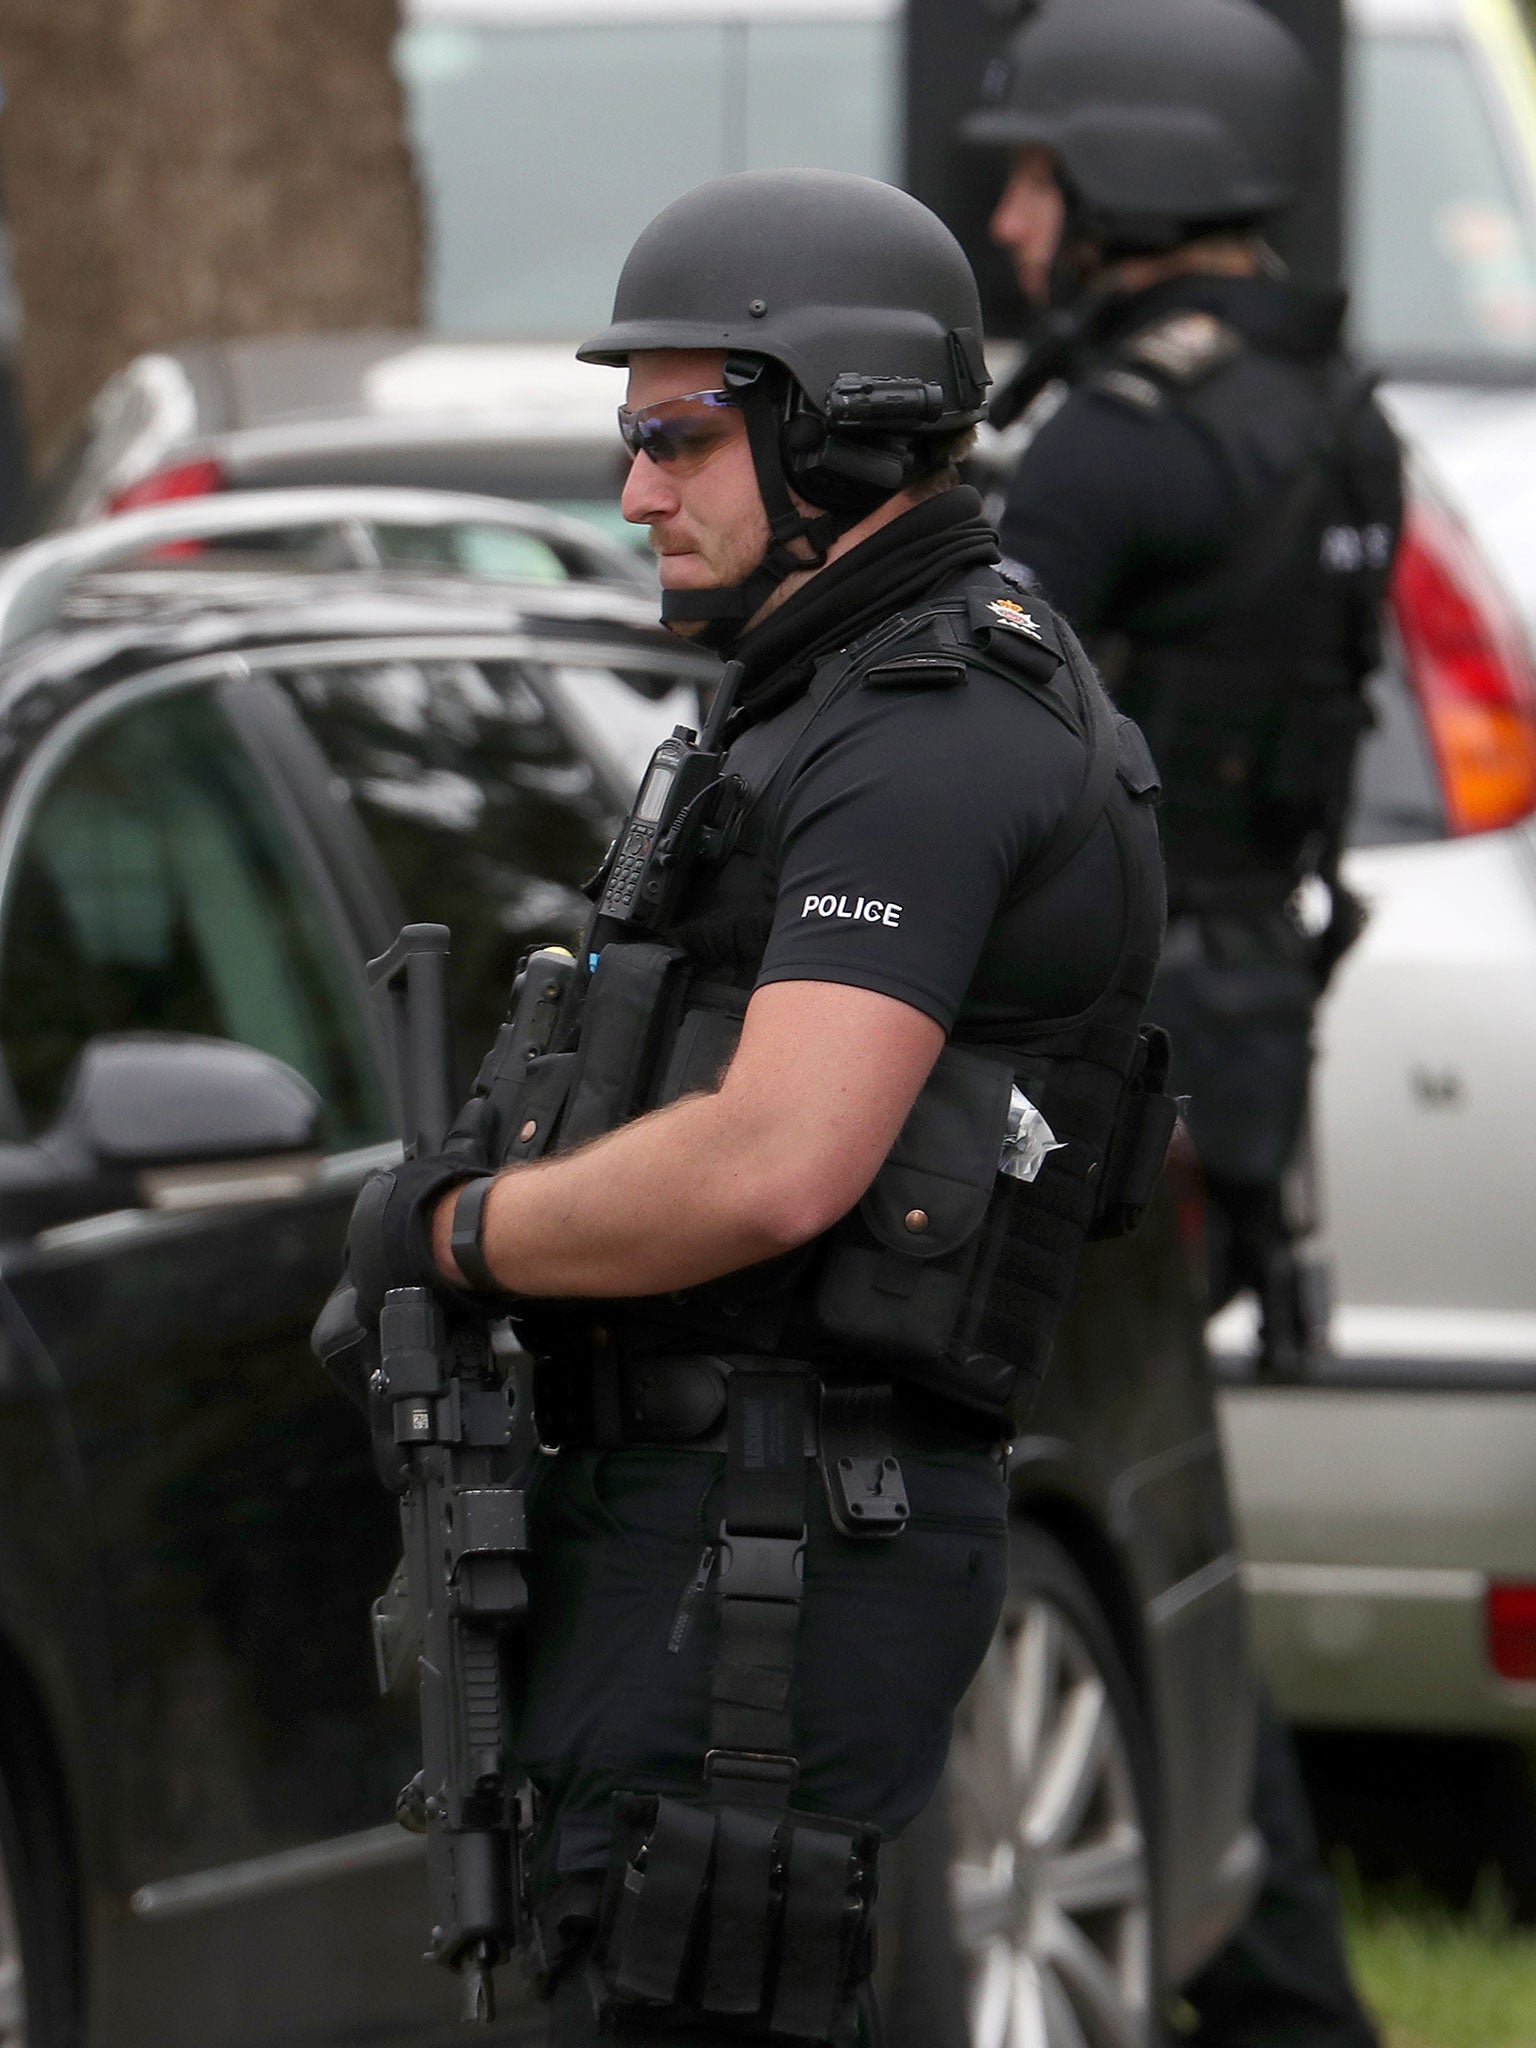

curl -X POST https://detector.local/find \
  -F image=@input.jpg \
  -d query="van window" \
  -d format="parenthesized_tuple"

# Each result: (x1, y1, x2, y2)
(1348, 30, 1536, 373)
(397, 11, 900, 334)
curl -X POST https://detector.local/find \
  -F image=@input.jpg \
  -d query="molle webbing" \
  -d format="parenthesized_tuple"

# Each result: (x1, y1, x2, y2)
(709, 1372, 808, 1791)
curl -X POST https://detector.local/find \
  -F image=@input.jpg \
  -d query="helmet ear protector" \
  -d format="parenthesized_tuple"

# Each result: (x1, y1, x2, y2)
(781, 403, 916, 516)
(779, 345, 983, 516)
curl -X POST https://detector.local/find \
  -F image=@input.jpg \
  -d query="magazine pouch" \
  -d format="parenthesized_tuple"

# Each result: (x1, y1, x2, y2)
(557, 942, 690, 1152)
(592, 1793, 879, 2039)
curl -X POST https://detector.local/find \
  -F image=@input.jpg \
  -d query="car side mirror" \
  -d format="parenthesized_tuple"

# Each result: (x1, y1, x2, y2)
(0, 1033, 325, 1238)
(58, 1033, 322, 1167)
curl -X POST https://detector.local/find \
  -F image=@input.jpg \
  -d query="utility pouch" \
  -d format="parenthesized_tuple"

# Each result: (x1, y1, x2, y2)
(653, 981, 749, 1107)
(811, 1044, 1014, 1368)
(558, 942, 690, 1151)
(498, 1050, 576, 1165)
(1089, 1024, 1179, 1239)
(592, 1793, 879, 2040)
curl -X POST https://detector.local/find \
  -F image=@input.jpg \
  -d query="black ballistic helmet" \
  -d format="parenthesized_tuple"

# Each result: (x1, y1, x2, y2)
(579, 169, 991, 649)
(963, 0, 1316, 252)
(579, 168, 990, 431)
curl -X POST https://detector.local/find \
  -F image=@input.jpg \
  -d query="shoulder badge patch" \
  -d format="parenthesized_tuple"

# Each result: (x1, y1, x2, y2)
(966, 585, 1065, 685)
(1123, 310, 1242, 385)
(987, 596, 1046, 641)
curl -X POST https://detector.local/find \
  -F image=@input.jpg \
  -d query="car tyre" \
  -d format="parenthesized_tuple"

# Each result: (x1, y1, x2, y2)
(0, 1756, 72, 2048)
(885, 1522, 1159, 2048)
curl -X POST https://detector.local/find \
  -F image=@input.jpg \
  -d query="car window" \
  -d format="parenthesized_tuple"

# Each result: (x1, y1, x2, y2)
(397, 14, 900, 334)
(272, 655, 619, 1078)
(367, 520, 570, 582)
(1349, 29, 1536, 372)
(0, 686, 390, 1147)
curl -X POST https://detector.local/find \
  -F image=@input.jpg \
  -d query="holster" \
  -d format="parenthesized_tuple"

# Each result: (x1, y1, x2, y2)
(1091, 1023, 1179, 1240)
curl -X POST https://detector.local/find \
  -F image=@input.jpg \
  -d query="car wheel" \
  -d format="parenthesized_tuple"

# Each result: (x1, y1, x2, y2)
(0, 1756, 72, 2048)
(886, 1523, 1159, 2048)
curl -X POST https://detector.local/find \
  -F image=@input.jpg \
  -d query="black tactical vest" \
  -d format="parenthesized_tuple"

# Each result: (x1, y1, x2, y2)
(495, 566, 1172, 1433)
(1090, 301, 1402, 914)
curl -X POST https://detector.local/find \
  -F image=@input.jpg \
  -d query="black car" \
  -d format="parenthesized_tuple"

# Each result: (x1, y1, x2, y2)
(0, 493, 1257, 2048)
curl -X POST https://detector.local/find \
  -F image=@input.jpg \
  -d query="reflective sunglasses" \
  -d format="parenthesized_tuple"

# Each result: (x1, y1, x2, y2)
(616, 387, 742, 470)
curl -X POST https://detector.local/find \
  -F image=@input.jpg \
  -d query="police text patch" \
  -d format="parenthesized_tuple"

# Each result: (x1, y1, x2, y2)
(801, 892, 903, 929)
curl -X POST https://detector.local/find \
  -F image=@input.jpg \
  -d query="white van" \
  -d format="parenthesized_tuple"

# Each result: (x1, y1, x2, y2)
(398, 0, 904, 335)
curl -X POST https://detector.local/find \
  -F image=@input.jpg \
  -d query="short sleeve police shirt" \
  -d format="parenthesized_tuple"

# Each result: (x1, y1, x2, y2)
(751, 655, 1129, 1037)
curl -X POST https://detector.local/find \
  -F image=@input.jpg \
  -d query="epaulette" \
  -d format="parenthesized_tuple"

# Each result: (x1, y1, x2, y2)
(1084, 365, 1168, 415)
(861, 649, 969, 690)
(1121, 309, 1244, 386)
(1086, 310, 1246, 417)
(850, 581, 1067, 693)
(847, 603, 971, 692)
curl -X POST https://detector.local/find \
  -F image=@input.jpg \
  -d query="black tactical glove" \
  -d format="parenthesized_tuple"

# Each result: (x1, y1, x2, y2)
(344, 1153, 482, 1327)
(311, 1271, 378, 1411)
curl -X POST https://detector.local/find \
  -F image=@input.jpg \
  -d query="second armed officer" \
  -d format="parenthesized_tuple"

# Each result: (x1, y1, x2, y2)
(967, 0, 1404, 1375)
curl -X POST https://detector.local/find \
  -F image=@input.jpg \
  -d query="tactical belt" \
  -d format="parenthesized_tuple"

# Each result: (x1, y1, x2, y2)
(537, 1347, 991, 1457)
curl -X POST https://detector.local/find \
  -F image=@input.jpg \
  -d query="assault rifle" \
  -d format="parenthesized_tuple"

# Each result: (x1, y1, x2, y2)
(362, 923, 532, 2024)
(335, 669, 748, 2017)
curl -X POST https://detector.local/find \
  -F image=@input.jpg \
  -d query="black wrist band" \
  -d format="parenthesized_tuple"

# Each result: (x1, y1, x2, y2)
(449, 1175, 500, 1294)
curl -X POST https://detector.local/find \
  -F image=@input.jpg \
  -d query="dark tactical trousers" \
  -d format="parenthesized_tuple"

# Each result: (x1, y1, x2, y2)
(1148, 921, 1323, 1366)
(518, 1441, 1010, 2047)
(1151, 921, 1375, 2043)
(1147, 915, 1318, 1197)
(1183, 1693, 1379, 2048)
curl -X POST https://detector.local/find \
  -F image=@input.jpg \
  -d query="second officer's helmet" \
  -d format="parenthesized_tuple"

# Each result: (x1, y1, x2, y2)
(963, 0, 1316, 252)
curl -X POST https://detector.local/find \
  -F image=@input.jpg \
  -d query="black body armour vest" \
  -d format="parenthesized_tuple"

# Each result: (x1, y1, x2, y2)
(496, 566, 1171, 1435)
(1091, 299, 1402, 915)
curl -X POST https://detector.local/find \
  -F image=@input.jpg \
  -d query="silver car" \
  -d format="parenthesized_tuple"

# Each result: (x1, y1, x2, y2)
(1218, 0, 1536, 1742)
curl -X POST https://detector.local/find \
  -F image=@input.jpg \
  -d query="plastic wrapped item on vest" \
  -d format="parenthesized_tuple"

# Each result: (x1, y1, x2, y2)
(999, 1083, 1065, 1182)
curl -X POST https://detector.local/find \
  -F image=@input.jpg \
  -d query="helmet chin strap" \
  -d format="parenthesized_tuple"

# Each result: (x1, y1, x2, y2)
(659, 372, 863, 655)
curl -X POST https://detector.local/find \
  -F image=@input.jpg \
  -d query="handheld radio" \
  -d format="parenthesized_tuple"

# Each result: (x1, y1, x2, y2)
(590, 658, 746, 946)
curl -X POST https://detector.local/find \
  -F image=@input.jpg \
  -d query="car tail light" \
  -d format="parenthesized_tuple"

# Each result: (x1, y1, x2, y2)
(1487, 1582, 1536, 1682)
(106, 456, 225, 515)
(1390, 493, 1536, 836)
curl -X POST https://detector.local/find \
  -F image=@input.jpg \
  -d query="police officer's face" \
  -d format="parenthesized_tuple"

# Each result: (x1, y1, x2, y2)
(620, 351, 767, 622)
(990, 146, 1067, 306)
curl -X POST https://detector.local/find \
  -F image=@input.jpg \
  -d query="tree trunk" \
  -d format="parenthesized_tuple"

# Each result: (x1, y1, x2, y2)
(0, 0, 423, 471)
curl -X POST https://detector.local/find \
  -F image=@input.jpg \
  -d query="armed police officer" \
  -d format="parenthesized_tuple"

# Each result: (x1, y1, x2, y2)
(966, 5, 1399, 2048)
(341, 168, 1169, 2045)
(967, 0, 1403, 1378)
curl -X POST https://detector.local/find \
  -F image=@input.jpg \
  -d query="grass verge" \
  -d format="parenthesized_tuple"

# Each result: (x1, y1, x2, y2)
(1338, 1862, 1536, 2048)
